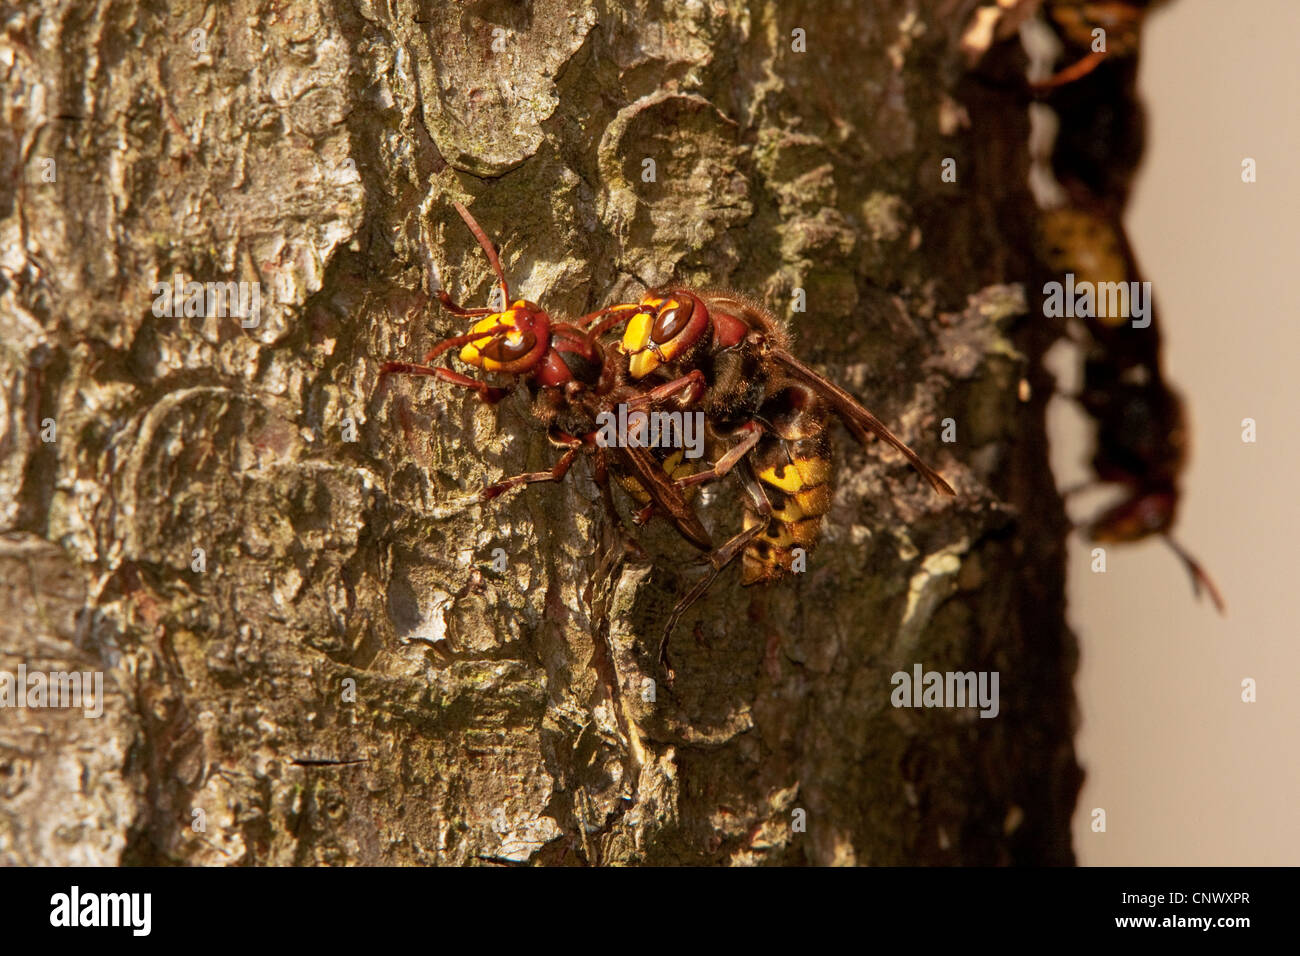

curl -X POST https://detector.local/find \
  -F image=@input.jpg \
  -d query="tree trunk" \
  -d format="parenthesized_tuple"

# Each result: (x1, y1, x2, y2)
(0, 0, 1078, 865)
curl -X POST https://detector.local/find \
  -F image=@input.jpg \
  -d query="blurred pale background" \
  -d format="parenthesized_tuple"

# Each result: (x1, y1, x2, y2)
(1052, 0, 1300, 864)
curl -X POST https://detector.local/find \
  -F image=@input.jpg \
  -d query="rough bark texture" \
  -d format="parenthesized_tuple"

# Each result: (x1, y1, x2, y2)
(0, 0, 1079, 865)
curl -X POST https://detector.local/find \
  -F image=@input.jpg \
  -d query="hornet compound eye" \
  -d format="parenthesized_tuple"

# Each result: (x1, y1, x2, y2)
(480, 329, 537, 363)
(651, 297, 695, 344)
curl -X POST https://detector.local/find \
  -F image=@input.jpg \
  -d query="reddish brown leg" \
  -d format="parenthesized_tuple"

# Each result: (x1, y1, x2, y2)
(379, 362, 508, 403)
(381, 323, 511, 401)
(585, 313, 637, 341)
(481, 448, 580, 500)
(551, 323, 593, 343)
(1032, 50, 1107, 93)
(480, 428, 588, 500)
(621, 371, 720, 527)
(548, 323, 601, 363)
(580, 302, 640, 332)
(622, 369, 708, 410)
(450, 201, 511, 309)
(419, 323, 509, 363)
(675, 422, 763, 491)
(436, 289, 496, 317)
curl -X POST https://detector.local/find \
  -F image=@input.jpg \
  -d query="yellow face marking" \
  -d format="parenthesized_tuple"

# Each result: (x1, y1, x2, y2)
(620, 297, 676, 379)
(629, 350, 659, 378)
(619, 311, 658, 378)
(758, 457, 832, 493)
(460, 309, 519, 369)
(620, 311, 652, 350)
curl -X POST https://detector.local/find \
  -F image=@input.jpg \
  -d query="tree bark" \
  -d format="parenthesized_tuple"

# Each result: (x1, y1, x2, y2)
(0, 0, 1078, 865)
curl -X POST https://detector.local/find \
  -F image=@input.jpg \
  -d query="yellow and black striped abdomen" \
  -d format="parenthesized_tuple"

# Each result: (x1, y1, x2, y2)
(743, 431, 833, 585)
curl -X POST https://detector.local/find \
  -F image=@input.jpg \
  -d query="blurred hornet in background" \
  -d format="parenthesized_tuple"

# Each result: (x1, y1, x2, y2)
(1025, 0, 1225, 611)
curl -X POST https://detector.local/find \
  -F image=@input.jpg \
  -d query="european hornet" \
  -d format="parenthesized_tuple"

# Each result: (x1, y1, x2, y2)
(961, 0, 1153, 92)
(379, 202, 709, 550)
(382, 204, 956, 680)
(1036, 185, 1225, 613)
(1026, 0, 1224, 613)
(583, 289, 957, 673)
(1036, 0, 1153, 91)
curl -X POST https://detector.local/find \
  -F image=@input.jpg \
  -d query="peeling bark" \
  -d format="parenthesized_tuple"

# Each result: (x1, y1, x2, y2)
(0, 0, 1078, 865)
